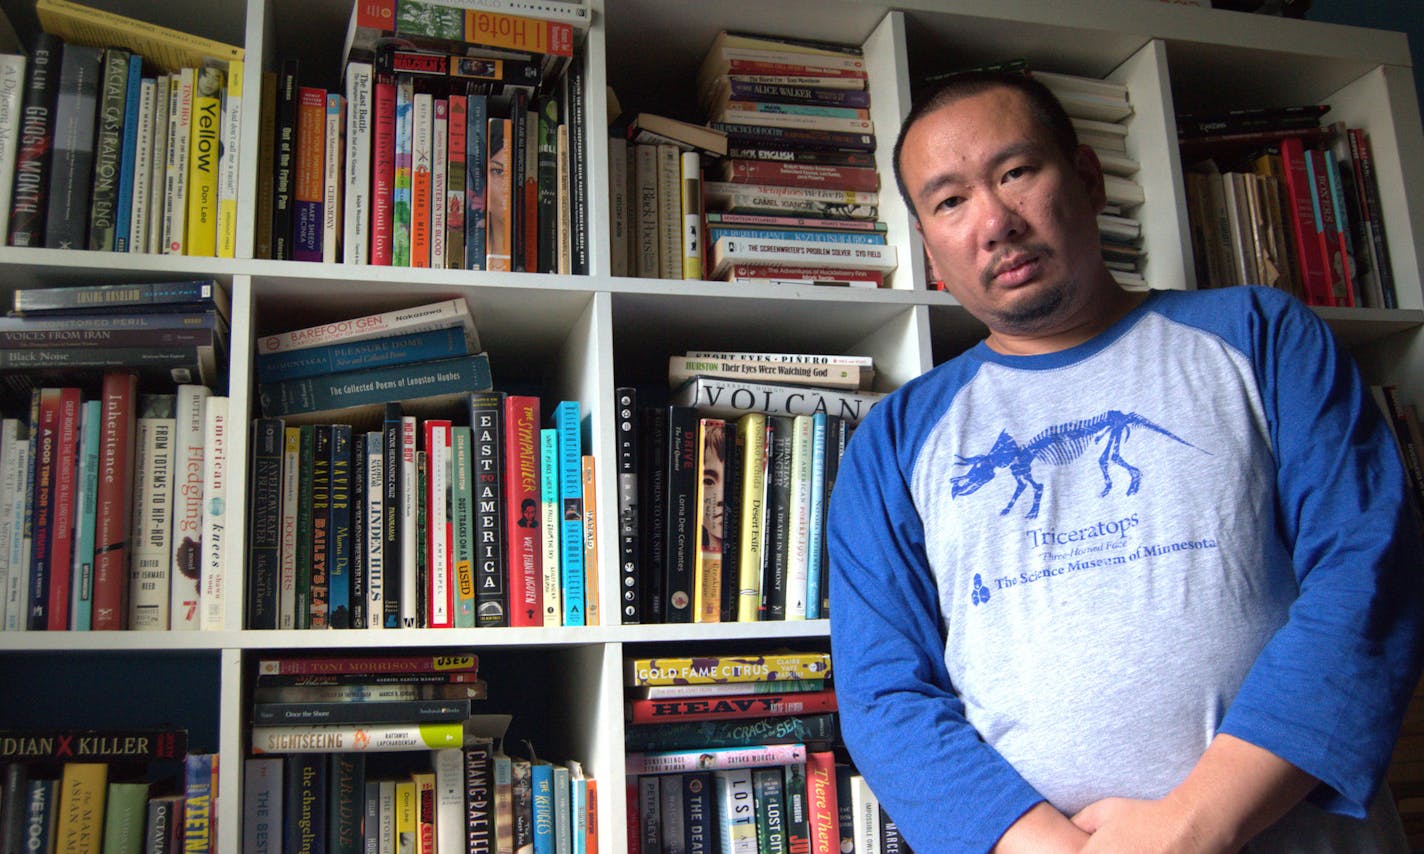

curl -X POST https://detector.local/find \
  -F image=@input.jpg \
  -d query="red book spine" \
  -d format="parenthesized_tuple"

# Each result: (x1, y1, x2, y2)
(27, 390, 59, 629)
(47, 387, 82, 630)
(724, 59, 866, 80)
(91, 372, 137, 630)
(626, 689, 839, 724)
(806, 751, 840, 854)
(446, 94, 467, 270)
(1306, 148, 1350, 307)
(723, 159, 879, 193)
(371, 74, 396, 265)
(1277, 138, 1330, 307)
(502, 395, 542, 627)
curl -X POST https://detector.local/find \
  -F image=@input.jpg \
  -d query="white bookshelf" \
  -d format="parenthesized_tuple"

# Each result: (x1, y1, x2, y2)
(0, 1, 1421, 851)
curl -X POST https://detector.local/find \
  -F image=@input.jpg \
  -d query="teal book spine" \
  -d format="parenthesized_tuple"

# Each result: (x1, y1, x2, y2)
(554, 401, 584, 626)
(539, 428, 560, 626)
(69, 398, 102, 630)
(805, 412, 827, 620)
(328, 424, 353, 629)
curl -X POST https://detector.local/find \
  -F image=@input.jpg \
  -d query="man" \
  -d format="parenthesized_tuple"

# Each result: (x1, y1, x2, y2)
(827, 71, 1424, 853)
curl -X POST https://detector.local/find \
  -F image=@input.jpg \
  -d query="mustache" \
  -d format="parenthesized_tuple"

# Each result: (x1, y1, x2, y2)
(981, 242, 1056, 287)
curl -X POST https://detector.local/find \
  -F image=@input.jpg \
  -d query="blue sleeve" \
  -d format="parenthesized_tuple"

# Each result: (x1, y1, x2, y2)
(828, 385, 1043, 853)
(1208, 288, 1424, 817)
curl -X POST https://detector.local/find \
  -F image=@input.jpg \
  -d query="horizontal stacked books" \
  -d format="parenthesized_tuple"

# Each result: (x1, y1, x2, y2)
(0, 286, 231, 630)
(248, 302, 597, 629)
(615, 352, 881, 624)
(699, 32, 896, 287)
(1, 0, 244, 256)
(1179, 107, 1397, 309)
(624, 650, 908, 853)
(244, 652, 596, 854)
(0, 727, 218, 854)
(262, 0, 590, 273)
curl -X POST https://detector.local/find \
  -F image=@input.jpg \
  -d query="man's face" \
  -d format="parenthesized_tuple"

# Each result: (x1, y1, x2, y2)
(899, 87, 1107, 337)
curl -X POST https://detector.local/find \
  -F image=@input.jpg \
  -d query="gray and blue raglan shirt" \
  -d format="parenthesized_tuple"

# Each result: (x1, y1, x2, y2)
(828, 286, 1424, 852)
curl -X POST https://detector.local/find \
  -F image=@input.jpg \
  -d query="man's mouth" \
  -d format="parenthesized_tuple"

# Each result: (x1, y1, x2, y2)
(989, 254, 1040, 287)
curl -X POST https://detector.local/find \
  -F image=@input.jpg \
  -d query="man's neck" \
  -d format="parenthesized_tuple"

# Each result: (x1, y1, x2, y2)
(984, 283, 1148, 356)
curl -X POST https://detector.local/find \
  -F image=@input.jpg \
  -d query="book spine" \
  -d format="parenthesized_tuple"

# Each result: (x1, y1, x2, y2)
(184, 65, 221, 256)
(145, 73, 170, 254)
(167, 384, 208, 629)
(509, 90, 529, 271)
(6, 35, 59, 247)
(392, 74, 413, 266)
(254, 698, 469, 725)
(503, 395, 541, 626)
(283, 754, 325, 854)
(611, 387, 639, 625)
(255, 297, 472, 355)
(88, 48, 129, 252)
(693, 418, 725, 623)
(680, 150, 703, 279)
(464, 92, 488, 270)
(470, 392, 507, 626)
(257, 353, 493, 418)
(432, 749, 463, 854)
(423, 420, 452, 627)
(390, 5, 575, 55)
(330, 424, 354, 628)
(256, 325, 469, 384)
(486, 116, 513, 271)
(323, 92, 344, 264)
(199, 395, 229, 630)
(714, 121, 875, 153)
(1277, 138, 1329, 306)
(363, 431, 384, 627)
(783, 415, 813, 620)
(1348, 129, 1397, 308)
(640, 406, 668, 624)
(848, 775, 879, 854)
(128, 403, 178, 624)
(655, 143, 681, 279)
(182, 755, 215, 854)
(608, 135, 628, 277)
(784, 762, 811, 854)
(753, 767, 785, 854)
(246, 418, 284, 630)
(56, 762, 106, 854)
(464, 739, 495, 853)
(522, 101, 539, 272)
(399, 416, 418, 627)
(161, 67, 193, 255)
(216, 59, 243, 258)
(244, 758, 283, 854)
(293, 86, 326, 262)
(628, 743, 806, 775)
(430, 97, 447, 268)
(410, 91, 432, 267)
(253, 722, 463, 754)
(292, 425, 315, 628)
(309, 426, 332, 629)
(445, 93, 466, 269)
(68, 400, 100, 630)
(707, 225, 885, 246)
(535, 96, 557, 273)
(46, 388, 81, 630)
(554, 401, 584, 626)
(539, 427, 560, 626)
(0, 422, 23, 633)
(127, 75, 156, 254)
(581, 455, 599, 626)
(378, 408, 400, 627)
(715, 768, 757, 854)
(663, 406, 698, 623)
(805, 751, 838, 854)
(91, 372, 137, 629)
(279, 427, 301, 629)
(762, 416, 793, 620)
(25, 392, 54, 630)
(450, 426, 475, 627)
(44, 44, 102, 251)
(567, 57, 588, 275)
(370, 72, 394, 265)
(1322, 149, 1358, 306)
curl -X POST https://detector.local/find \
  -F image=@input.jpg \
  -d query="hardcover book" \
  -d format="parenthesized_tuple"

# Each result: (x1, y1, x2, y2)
(86, 47, 129, 252)
(43, 43, 101, 251)
(7, 33, 61, 247)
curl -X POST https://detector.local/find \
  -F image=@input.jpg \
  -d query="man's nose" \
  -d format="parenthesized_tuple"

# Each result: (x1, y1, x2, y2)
(980, 192, 1026, 247)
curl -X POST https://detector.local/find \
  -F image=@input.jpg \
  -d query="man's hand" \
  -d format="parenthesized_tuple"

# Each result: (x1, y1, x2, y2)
(992, 802, 1090, 853)
(1072, 794, 1226, 853)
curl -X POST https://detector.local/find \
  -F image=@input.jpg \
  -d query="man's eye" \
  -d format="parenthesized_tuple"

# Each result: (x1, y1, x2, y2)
(937, 196, 963, 212)
(1003, 166, 1029, 182)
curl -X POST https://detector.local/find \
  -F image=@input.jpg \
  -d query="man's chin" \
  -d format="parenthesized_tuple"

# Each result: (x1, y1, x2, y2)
(988, 283, 1068, 333)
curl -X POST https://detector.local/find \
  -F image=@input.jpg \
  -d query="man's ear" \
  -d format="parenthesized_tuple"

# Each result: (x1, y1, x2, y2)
(914, 218, 943, 283)
(1074, 144, 1108, 213)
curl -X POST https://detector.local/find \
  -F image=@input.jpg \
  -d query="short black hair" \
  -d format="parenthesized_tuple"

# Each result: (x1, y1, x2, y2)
(892, 71, 1079, 221)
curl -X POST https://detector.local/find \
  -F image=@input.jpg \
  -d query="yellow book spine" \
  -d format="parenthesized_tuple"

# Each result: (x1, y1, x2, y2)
(693, 418, 725, 623)
(216, 59, 243, 258)
(35, 0, 243, 75)
(581, 454, 599, 626)
(736, 412, 768, 622)
(185, 67, 223, 257)
(57, 763, 108, 854)
(395, 780, 416, 854)
(627, 651, 833, 685)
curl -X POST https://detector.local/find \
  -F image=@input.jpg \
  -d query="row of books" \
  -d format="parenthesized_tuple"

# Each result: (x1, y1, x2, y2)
(0, 0, 245, 256)
(0, 378, 229, 632)
(243, 651, 596, 854)
(1373, 386, 1424, 516)
(615, 352, 883, 625)
(0, 730, 214, 854)
(257, 0, 590, 272)
(1181, 114, 1397, 309)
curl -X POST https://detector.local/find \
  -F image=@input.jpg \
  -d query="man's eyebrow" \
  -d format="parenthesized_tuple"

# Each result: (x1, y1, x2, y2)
(912, 140, 1045, 206)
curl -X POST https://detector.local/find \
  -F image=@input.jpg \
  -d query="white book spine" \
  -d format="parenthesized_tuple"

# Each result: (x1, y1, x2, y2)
(433, 748, 463, 854)
(427, 423, 451, 628)
(0, 54, 27, 240)
(711, 235, 897, 276)
(169, 384, 210, 630)
(129, 415, 176, 630)
(377, 780, 396, 854)
(277, 427, 301, 630)
(784, 414, 813, 620)
(217, 59, 243, 258)
(430, 99, 447, 270)
(323, 91, 342, 264)
(163, 68, 194, 255)
(399, 416, 418, 628)
(344, 62, 373, 266)
(0, 420, 20, 630)
(4, 436, 29, 632)
(607, 135, 628, 277)
(680, 149, 702, 279)
(147, 75, 171, 254)
(850, 775, 882, 854)
(714, 768, 757, 854)
(199, 395, 229, 630)
(655, 142, 680, 279)
(364, 431, 384, 628)
(129, 77, 157, 255)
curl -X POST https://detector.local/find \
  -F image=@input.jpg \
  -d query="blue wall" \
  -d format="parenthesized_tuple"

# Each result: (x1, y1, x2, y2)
(1306, 0, 1424, 122)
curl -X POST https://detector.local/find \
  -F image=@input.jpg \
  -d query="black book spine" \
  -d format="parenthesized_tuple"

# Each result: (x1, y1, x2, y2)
(753, 766, 786, 854)
(87, 48, 129, 251)
(682, 771, 714, 854)
(328, 755, 365, 854)
(784, 762, 811, 854)
(509, 90, 528, 272)
(819, 416, 846, 619)
(7, 33, 62, 247)
(471, 391, 507, 626)
(350, 432, 368, 630)
(719, 415, 743, 623)
(44, 43, 102, 250)
(273, 59, 300, 261)
(535, 95, 558, 273)
(0, 762, 27, 854)
(329, 424, 353, 629)
(382, 404, 403, 628)
(283, 755, 327, 854)
(639, 405, 667, 623)
(614, 387, 640, 624)
(566, 54, 588, 275)
(309, 424, 332, 629)
(294, 424, 316, 628)
(463, 740, 494, 853)
(663, 405, 698, 622)
(762, 415, 794, 620)
(247, 417, 284, 629)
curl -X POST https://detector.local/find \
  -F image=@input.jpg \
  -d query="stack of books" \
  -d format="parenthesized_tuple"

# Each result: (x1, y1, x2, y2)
(624, 650, 906, 853)
(1030, 70, 1147, 290)
(262, 0, 591, 273)
(1, 0, 244, 256)
(1179, 108, 1397, 309)
(0, 727, 215, 854)
(245, 651, 597, 854)
(248, 302, 597, 630)
(613, 351, 881, 625)
(696, 31, 896, 287)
